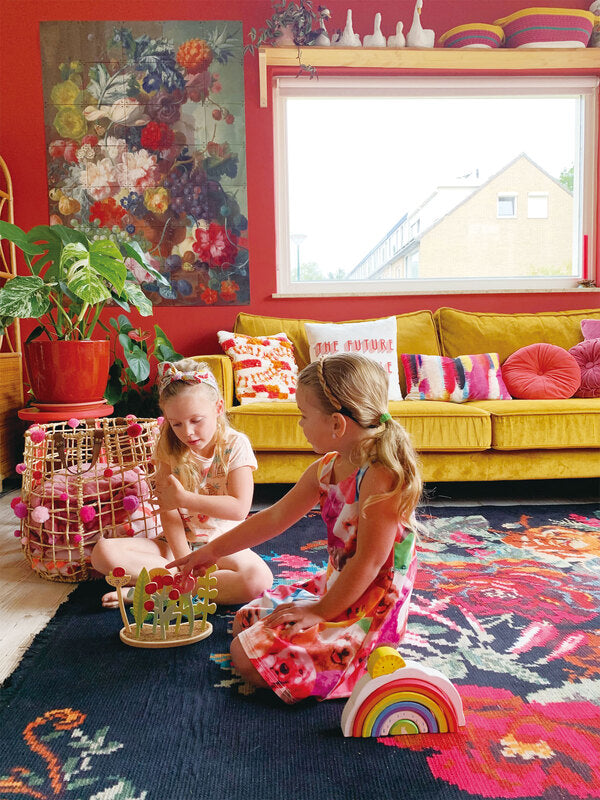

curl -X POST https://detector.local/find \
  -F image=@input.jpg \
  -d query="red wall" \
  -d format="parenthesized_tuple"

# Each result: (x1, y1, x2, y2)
(1, 0, 598, 357)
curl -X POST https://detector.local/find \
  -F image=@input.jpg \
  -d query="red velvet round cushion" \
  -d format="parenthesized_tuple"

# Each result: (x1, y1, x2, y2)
(501, 343, 581, 399)
(569, 337, 600, 398)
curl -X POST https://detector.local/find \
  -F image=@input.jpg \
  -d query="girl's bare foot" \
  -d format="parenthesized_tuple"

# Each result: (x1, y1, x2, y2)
(101, 589, 133, 608)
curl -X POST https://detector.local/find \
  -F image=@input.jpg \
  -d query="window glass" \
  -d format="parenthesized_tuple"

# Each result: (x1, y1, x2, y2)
(275, 76, 597, 294)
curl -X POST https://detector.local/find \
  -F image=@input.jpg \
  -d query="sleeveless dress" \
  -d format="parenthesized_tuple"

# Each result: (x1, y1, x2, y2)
(234, 451, 418, 704)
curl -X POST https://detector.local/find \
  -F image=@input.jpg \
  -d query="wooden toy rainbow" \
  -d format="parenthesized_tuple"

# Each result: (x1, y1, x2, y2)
(341, 646, 465, 737)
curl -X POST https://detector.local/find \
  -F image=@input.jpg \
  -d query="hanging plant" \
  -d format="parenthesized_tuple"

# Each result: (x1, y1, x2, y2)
(245, 1, 331, 54)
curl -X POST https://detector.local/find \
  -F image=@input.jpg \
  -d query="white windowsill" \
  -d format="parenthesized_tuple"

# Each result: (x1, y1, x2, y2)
(273, 286, 600, 298)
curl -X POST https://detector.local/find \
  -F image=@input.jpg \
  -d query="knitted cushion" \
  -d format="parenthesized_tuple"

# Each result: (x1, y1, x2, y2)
(218, 331, 298, 404)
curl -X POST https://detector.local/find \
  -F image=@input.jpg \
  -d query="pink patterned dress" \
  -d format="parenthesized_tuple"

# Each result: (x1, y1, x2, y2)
(234, 451, 417, 704)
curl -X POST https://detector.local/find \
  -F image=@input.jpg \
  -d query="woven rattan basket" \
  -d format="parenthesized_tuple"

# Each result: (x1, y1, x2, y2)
(15, 417, 161, 582)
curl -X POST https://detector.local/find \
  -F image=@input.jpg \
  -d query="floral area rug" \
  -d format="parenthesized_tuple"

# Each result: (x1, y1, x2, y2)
(1, 503, 599, 800)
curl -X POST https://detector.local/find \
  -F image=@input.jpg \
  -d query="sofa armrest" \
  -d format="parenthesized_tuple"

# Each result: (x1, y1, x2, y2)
(191, 354, 234, 408)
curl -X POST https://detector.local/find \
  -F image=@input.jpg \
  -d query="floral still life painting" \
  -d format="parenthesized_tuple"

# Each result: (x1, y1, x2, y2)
(39, 21, 249, 307)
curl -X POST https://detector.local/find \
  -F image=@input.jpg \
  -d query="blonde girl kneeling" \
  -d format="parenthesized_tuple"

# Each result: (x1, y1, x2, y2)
(92, 358, 273, 607)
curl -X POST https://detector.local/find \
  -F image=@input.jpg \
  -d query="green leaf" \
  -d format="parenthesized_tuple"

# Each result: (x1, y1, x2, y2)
(89, 239, 127, 294)
(121, 280, 152, 316)
(0, 220, 46, 255)
(153, 324, 182, 362)
(132, 567, 150, 635)
(0, 276, 51, 319)
(122, 343, 151, 383)
(121, 240, 168, 286)
(118, 332, 136, 353)
(104, 373, 123, 405)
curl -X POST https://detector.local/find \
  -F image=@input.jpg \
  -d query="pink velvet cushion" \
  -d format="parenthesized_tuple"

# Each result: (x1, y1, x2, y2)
(581, 319, 600, 340)
(501, 343, 581, 399)
(569, 338, 600, 398)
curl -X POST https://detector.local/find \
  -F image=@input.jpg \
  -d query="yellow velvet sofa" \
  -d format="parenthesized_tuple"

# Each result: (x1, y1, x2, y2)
(197, 307, 600, 484)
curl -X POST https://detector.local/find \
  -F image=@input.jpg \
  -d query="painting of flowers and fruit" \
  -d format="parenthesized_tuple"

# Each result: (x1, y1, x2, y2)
(39, 20, 249, 306)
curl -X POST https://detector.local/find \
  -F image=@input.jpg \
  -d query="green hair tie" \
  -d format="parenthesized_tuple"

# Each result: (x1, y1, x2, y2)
(379, 411, 392, 424)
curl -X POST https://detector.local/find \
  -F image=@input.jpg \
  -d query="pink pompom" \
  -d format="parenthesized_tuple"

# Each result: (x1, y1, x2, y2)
(33, 470, 43, 481)
(157, 416, 164, 425)
(125, 413, 137, 422)
(29, 427, 46, 444)
(67, 417, 80, 429)
(79, 505, 96, 523)
(123, 495, 140, 512)
(103, 468, 114, 478)
(10, 496, 22, 509)
(31, 506, 50, 524)
(16, 463, 27, 474)
(13, 502, 28, 519)
(59, 492, 68, 502)
(72, 534, 83, 544)
(13, 529, 21, 538)
(127, 423, 143, 438)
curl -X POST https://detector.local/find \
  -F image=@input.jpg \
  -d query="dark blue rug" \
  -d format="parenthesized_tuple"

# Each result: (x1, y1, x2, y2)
(1, 504, 599, 800)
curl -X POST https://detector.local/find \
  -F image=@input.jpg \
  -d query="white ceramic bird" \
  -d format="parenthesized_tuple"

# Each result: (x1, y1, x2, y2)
(387, 20, 406, 48)
(363, 12, 387, 47)
(333, 9, 361, 46)
(406, 0, 435, 48)
(314, 17, 331, 46)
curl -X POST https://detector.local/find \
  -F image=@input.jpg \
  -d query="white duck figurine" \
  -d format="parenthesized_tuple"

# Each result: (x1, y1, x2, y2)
(363, 12, 387, 47)
(387, 20, 406, 48)
(333, 9, 361, 47)
(406, 0, 435, 48)
(314, 17, 331, 46)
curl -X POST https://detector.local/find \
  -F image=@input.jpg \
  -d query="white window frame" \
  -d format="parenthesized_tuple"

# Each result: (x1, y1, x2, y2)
(497, 192, 518, 219)
(528, 192, 549, 218)
(273, 75, 598, 297)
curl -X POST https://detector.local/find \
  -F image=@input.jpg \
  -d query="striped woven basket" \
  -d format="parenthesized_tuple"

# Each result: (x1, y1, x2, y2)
(494, 7, 600, 48)
(439, 23, 505, 49)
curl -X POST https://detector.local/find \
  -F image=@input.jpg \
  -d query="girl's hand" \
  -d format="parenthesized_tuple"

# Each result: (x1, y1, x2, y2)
(156, 474, 186, 511)
(166, 544, 214, 577)
(264, 601, 324, 636)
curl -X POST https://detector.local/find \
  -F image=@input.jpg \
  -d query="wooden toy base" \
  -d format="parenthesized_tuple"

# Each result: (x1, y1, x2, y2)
(119, 621, 213, 649)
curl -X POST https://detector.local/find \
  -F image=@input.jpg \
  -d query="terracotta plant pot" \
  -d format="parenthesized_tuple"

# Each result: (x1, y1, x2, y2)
(25, 340, 110, 405)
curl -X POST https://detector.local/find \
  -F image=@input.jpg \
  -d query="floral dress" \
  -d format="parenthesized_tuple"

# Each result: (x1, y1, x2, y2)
(234, 451, 418, 704)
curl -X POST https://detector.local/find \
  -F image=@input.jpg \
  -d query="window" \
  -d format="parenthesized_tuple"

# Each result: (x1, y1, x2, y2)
(528, 192, 549, 218)
(273, 75, 598, 295)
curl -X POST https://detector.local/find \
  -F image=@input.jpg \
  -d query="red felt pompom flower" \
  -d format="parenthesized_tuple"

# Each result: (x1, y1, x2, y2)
(127, 423, 143, 438)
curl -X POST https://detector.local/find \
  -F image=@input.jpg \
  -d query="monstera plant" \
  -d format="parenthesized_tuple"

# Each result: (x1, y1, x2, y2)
(0, 220, 169, 406)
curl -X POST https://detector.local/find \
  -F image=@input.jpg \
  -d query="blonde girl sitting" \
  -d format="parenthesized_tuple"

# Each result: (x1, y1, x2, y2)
(92, 358, 273, 607)
(168, 354, 421, 704)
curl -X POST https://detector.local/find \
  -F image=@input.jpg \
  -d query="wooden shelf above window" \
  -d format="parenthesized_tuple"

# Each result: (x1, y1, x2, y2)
(258, 46, 600, 107)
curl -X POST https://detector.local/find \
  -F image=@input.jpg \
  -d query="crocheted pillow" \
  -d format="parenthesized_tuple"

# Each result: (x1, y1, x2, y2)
(218, 331, 298, 404)
(569, 338, 600, 398)
(401, 352, 511, 402)
(501, 343, 581, 399)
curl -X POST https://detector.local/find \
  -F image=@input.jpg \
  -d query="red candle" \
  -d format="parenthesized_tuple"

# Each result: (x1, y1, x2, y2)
(582, 234, 588, 281)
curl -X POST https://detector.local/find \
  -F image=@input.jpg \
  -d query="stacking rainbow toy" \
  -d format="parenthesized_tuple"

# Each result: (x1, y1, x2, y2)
(341, 646, 465, 737)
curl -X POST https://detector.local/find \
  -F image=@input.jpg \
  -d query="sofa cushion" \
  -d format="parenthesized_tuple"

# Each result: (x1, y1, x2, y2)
(402, 352, 511, 402)
(472, 398, 600, 449)
(435, 307, 600, 361)
(234, 311, 440, 393)
(217, 331, 298, 404)
(581, 318, 600, 339)
(227, 400, 491, 452)
(304, 317, 403, 401)
(501, 343, 581, 399)
(569, 337, 600, 398)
